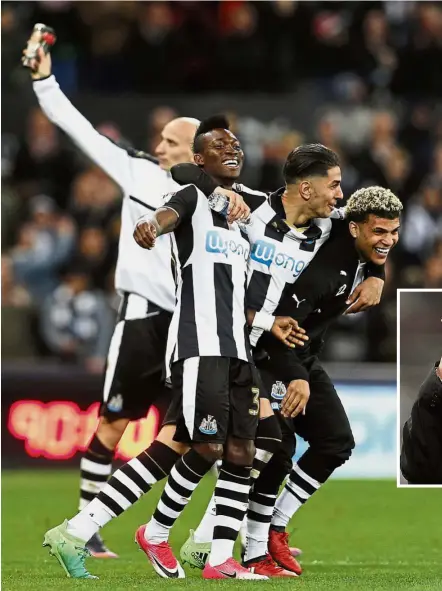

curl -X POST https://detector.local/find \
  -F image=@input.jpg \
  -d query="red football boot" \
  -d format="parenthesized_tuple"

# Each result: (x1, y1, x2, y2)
(244, 554, 299, 577)
(203, 557, 267, 580)
(135, 525, 185, 579)
(268, 529, 302, 575)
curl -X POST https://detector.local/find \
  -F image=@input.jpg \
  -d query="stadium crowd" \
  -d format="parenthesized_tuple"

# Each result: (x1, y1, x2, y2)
(2, 1, 442, 369)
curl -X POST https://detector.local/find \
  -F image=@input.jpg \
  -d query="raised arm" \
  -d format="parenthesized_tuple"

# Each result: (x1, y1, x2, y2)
(27, 45, 158, 192)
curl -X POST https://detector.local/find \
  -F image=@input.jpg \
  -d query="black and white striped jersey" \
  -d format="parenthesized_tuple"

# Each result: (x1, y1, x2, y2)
(167, 167, 342, 348)
(238, 186, 338, 347)
(259, 220, 373, 382)
(164, 184, 262, 364)
(33, 76, 178, 315)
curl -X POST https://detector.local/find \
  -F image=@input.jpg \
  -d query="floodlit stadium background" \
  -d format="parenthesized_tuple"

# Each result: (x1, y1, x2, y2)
(2, 2, 442, 476)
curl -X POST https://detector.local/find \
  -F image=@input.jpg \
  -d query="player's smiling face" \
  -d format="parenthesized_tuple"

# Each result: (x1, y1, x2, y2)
(308, 166, 343, 218)
(194, 129, 244, 185)
(351, 215, 400, 264)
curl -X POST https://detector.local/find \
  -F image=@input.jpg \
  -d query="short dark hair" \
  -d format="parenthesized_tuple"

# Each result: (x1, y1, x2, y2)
(192, 115, 230, 153)
(283, 143, 340, 185)
(346, 186, 403, 223)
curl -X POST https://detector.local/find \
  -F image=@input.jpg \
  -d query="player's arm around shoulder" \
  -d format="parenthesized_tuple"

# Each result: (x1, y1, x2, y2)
(344, 275, 384, 315)
(328, 214, 385, 315)
(170, 163, 251, 223)
(134, 185, 198, 249)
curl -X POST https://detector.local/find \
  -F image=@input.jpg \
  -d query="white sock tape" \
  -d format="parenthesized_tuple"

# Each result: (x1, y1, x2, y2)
(252, 311, 275, 332)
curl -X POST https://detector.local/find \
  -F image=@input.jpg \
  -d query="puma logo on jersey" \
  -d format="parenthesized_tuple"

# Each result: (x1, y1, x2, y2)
(292, 293, 306, 308)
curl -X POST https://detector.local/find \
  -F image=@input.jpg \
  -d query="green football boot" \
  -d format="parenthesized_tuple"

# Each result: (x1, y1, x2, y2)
(180, 529, 211, 570)
(42, 520, 98, 579)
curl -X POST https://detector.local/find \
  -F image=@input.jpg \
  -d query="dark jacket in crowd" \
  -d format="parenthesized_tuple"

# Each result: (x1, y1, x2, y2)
(400, 362, 442, 485)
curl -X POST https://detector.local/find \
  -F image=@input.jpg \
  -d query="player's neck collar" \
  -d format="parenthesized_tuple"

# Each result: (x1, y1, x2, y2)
(269, 187, 322, 241)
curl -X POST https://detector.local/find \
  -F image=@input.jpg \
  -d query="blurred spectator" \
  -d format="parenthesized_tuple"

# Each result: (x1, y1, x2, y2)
(352, 9, 398, 96)
(40, 265, 114, 373)
(75, 1, 136, 92)
(146, 106, 178, 155)
(423, 253, 442, 288)
(433, 142, 442, 183)
(69, 166, 121, 229)
(1, 3, 26, 88)
(1, 254, 39, 359)
(11, 107, 81, 208)
(127, 1, 179, 93)
(391, 2, 442, 100)
(217, 2, 265, 91)
(309, 8, 352, 78)
(365, 258, 399, 362)
(402, 182, 442, 263)
(10, 195, 76, 303)
(71, 225, 112, 290)
(351, 110, 414, 201)
(399, 103, 433, 182)
(1, 255, 32, 308)
(259, 129, 304, 192)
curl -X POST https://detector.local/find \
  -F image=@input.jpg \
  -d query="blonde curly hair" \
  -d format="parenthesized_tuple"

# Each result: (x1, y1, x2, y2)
(345, 186, 403, 222)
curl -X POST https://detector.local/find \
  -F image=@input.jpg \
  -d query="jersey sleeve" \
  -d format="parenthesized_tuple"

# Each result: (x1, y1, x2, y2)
(265, 339, 310, 382)
(163, 185, 199, 223)
(171, 164, 217, 196)
(33, 76, 159, 193)
(366, 262, 386, 280)
(233, 185, 268, 212)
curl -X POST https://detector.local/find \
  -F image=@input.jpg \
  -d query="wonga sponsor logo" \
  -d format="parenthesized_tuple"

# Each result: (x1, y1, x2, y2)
(205, 230, 249, 260)
(251, 240, 306, 277)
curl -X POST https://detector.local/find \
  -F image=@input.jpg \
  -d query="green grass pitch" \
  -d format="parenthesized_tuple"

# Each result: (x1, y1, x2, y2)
(2, 470, 442, 590)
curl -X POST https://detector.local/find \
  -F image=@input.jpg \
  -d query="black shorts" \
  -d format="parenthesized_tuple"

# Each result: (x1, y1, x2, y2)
(163, 356, 260, 444)
(99, 294, 172, 422)
(258, 356, 353, 453)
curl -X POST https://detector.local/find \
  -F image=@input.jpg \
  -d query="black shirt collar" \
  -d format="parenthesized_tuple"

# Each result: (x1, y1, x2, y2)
(268, 187, 322, 241)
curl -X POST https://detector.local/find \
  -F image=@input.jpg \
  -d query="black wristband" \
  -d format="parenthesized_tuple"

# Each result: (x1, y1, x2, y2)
(32, 74, 52, 82)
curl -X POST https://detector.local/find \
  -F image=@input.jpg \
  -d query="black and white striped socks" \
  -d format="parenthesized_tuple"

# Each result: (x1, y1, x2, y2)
(78, 435, 113, 510)
(272, 462, 321, 529)
(251, 415, 282, 482)
(67, 441, 180, 543)
(144, 449, 214, 543)
(209, 461, 251, 566)
(244, 489, 277, 561)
